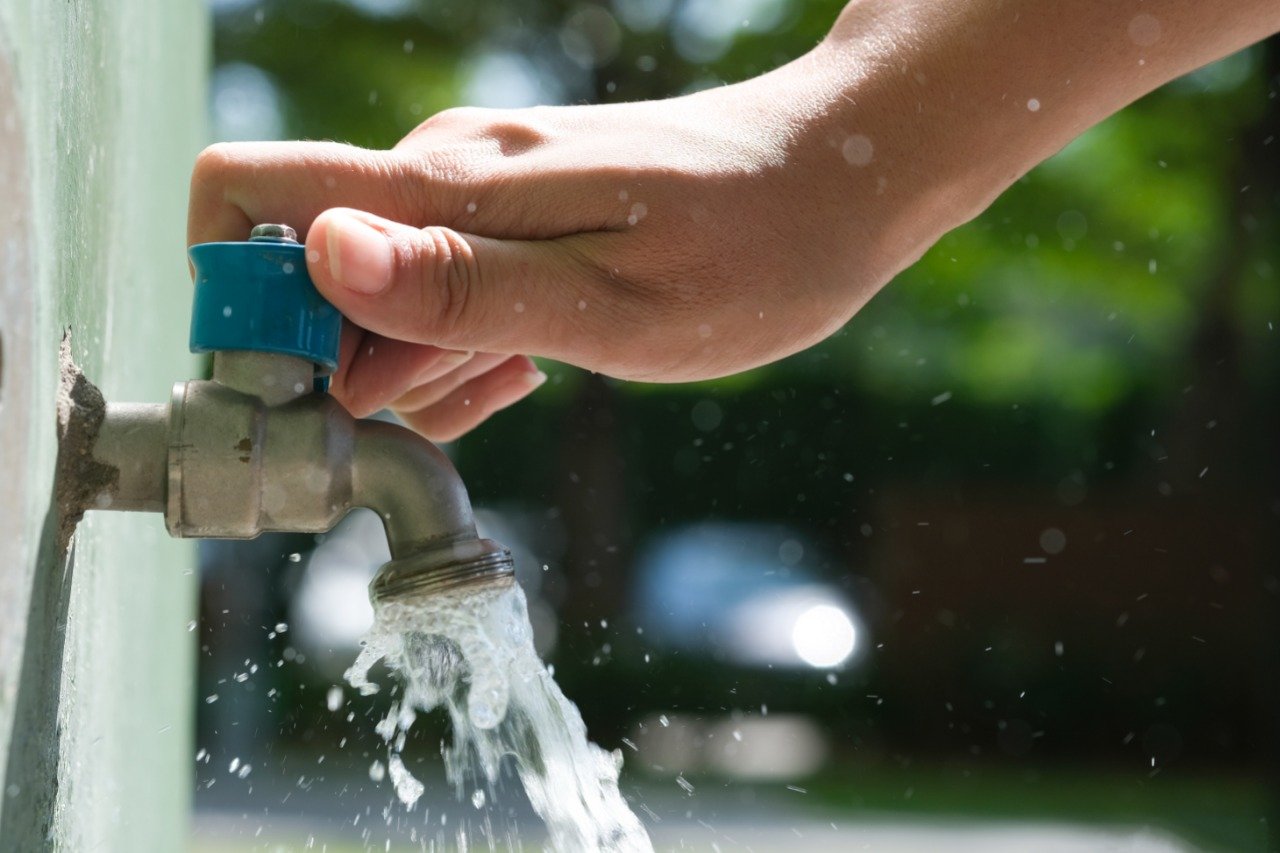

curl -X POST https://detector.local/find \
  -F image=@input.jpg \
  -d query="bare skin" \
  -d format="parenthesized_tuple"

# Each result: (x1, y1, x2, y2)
(188, 0, 1280, 441)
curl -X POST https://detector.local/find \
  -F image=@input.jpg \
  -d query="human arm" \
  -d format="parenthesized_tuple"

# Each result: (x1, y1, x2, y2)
(188, 0, 1280, 440)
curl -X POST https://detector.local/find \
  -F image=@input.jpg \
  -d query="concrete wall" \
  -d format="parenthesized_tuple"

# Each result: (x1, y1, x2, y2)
(0, 2, 206, 849)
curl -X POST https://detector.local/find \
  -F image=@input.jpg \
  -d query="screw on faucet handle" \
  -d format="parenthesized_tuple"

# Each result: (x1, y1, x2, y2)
(249, 223, 298, 243)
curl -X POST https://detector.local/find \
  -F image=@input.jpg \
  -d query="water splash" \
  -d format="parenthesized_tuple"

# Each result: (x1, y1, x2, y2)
(344, 580, 652, 851)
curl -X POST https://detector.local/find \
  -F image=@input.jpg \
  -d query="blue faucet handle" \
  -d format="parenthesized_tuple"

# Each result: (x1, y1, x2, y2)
(188, 225, 342, 376)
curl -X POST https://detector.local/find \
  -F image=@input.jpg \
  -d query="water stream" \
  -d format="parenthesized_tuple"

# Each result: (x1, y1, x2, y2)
(344, 579, 653, 851)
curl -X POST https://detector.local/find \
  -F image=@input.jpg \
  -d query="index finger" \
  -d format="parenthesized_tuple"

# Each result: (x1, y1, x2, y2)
(186, 140, 444, 249)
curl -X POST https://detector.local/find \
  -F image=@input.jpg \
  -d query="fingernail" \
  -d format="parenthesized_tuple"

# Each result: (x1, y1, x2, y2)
(441, 350, 474, 367)
(415, 351, 473, 385)
(490, 369, 547, 410)
(327, 213, 393, 295)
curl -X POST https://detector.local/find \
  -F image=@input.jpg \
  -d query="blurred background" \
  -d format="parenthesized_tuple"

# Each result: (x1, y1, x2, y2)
(190, 1, 1280, 850)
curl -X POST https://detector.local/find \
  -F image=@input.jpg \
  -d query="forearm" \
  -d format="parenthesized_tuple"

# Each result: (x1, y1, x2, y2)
(859, 0, 1274, 169)
(737, 0, 1280, 281)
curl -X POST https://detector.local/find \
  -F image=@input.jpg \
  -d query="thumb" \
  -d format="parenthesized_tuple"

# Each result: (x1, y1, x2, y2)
(306, 208, 621, 363)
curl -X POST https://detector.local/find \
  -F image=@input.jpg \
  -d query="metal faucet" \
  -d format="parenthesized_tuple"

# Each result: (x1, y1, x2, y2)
(81, 224, 513, 601)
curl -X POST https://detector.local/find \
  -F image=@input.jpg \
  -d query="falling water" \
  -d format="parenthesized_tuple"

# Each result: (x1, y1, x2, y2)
(344, 579, 652, 851)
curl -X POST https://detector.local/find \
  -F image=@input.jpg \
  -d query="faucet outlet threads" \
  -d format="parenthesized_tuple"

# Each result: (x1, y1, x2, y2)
(370, 537, 515, 601)
(189, 224, 341, 374)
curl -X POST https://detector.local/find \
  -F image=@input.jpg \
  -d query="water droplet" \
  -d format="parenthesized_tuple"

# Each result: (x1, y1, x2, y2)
(387, 755, 423, 807)
(841, 134, 873, 166)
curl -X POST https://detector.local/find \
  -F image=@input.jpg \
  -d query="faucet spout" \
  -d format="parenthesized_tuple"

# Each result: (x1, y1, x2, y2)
(351, 419, 515, 600)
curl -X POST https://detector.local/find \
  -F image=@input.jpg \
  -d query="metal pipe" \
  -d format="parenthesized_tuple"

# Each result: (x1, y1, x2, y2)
(90, 403, 168, 512)
(212, 350, 314, 406)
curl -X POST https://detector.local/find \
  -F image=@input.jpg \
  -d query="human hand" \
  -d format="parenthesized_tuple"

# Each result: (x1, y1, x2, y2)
(188, 49, 951, 440)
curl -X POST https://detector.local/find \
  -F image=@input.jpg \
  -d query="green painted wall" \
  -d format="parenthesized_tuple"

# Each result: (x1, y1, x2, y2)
(0, 2, 206, 850)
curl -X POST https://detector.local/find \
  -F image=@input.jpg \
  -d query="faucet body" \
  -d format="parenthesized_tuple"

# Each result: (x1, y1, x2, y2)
(84, 226, 512, 600)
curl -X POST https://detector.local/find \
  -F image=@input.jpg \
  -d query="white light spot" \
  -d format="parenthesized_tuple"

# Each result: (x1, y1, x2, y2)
(690, 399, 722, 432)
(324, 176, 337, 189)
(841, 134, 873, 166)
(577, 299, 587, 311)
(627, 202, 647, 226)
(466, 201, 477, 214)
(282, 262, 295, 274)
(792, 605, 856, 668)
(307, 249, 320, 263)
(326, 685, 343, 712)
(222, 306, 233, 318)
(1027, 98, 1041, 112)
(514, 301, 525, 313)
(1040, 528, 1067, 555)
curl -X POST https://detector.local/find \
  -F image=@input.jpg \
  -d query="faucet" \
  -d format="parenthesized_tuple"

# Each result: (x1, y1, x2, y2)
(79, 224, 514, 601)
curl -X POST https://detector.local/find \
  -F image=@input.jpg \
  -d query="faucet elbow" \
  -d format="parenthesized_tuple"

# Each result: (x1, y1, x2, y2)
(350, 418, 474, 559)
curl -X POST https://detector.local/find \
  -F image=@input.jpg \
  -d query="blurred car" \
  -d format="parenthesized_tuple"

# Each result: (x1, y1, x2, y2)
(632, 522, 865, 671)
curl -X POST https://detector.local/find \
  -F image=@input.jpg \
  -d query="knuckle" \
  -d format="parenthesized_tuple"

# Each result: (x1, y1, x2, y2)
(192, 142, 237, 178)
(410, 106, 552, 158)
(433, 105, 490, 127)
(483, 116, 553, 157)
